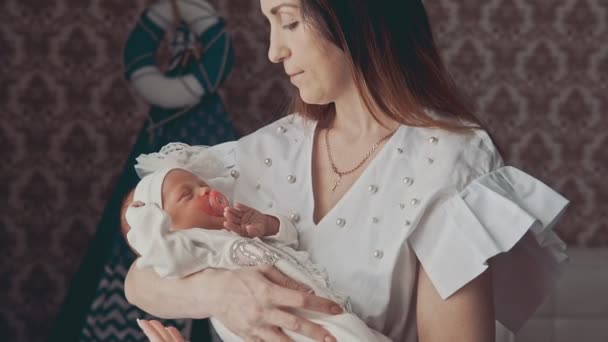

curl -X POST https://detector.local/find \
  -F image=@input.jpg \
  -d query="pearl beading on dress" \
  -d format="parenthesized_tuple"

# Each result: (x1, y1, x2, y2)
(256, 119, 445, 265)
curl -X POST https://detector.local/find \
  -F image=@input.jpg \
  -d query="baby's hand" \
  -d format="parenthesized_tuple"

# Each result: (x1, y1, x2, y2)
(223, 203, 279, 238)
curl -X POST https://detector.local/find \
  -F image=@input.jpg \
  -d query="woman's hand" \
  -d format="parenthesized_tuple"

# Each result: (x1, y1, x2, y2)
(125, 263, 341, 342)
(137, 319, 186, 342)
(223, 202, 279, 237)
(213, 265, 341, 342)
(125, 254, 342, 342)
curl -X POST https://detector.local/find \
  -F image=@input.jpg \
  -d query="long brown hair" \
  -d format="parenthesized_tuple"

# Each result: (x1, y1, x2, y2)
(293, 0, 482, 132)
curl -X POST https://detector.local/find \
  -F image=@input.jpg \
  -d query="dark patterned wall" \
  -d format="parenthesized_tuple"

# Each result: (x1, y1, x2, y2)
(1, 0, 606, 341)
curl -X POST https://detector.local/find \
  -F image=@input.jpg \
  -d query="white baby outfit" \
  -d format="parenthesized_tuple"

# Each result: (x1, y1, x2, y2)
(126, 167, 391, 341)
(134, 113, 569, 341)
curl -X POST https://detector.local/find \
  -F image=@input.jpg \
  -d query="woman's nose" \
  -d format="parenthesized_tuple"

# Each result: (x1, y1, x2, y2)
(268, 45, 290, 63)
(268, 32, 290, 63)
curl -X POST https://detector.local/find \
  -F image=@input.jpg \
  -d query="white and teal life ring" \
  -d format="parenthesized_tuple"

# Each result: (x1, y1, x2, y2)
(123, 0, 233, 109)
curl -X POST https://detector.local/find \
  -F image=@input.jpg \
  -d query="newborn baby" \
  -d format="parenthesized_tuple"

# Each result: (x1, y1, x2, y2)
(123, 167, 391, 342)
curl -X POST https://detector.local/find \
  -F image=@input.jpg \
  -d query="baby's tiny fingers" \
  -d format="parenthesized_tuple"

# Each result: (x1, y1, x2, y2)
(246, 224, 263, 237)
(224, 208, 243, 224)
(234, 202, 254, 211)
(224, 220, 245, 236)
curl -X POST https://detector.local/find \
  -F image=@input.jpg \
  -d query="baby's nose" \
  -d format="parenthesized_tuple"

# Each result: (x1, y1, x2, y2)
(196, 187, 211, 196)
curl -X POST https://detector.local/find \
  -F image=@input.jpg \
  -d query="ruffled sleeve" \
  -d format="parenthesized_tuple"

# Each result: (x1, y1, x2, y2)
(408, 165, 569, 333)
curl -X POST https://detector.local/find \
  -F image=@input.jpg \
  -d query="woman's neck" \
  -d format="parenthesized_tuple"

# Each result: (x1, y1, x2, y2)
(330, 86, 399, 137)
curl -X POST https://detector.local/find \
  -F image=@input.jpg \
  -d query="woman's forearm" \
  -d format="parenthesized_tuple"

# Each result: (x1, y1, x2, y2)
(124, 260, 223, 319)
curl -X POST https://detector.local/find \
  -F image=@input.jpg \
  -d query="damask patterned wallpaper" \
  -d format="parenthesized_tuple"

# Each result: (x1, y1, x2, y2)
(0, 0, 606, 341)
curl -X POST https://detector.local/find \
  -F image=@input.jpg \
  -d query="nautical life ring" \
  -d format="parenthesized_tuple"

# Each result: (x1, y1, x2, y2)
(123, 0, 232, 108)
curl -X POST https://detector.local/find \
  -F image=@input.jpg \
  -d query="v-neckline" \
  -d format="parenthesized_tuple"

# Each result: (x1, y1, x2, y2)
(307, 121, 403, 227)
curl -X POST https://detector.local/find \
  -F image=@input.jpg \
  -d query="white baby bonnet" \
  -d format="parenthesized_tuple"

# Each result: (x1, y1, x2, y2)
(134, 142, 228, 181)
(133, 167, 184, 208)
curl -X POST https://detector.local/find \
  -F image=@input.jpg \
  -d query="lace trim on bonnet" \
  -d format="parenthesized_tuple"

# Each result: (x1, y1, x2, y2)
(134, 142, 229, 181)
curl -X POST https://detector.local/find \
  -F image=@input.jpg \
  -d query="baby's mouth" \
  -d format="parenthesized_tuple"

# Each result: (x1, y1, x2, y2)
(198, 190, 228, 217)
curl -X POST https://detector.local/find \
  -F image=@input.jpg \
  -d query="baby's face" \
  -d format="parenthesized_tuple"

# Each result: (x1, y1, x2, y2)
(162, 169, 226, 230)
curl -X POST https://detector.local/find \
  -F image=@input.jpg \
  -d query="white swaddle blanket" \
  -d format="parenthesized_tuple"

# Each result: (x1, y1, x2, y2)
(125, 169, 391, 342)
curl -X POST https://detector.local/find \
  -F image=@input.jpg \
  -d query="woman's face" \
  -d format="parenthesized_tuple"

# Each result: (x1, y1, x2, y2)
(260, 0, 352, 105)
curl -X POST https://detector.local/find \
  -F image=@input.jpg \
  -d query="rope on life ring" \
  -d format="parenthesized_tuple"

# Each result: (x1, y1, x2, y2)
(123, 0, 233, 109)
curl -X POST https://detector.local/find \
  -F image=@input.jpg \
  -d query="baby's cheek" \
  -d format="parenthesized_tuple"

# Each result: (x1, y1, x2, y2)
(192, 210, 223, 230)
(169, 208, 201, 230)
(187, 210, 208, 227)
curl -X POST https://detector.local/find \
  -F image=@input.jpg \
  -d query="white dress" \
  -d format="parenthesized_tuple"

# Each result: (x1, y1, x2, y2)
(135, 114, 569, 341)
(125, 202, 391, 342)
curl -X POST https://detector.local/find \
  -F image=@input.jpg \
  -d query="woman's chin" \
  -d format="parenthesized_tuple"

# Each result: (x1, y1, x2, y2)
(299, 91, 330, 105)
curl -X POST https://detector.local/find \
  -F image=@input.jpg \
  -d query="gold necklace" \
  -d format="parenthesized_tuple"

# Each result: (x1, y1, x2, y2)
(325, 127, 397, 192)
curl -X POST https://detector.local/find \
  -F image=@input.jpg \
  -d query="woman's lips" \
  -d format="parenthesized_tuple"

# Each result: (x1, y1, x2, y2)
(199, 190, 228, 217)
(290, 71, 304, 83)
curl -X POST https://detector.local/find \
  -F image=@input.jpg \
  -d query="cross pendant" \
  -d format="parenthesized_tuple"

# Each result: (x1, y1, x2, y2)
(331, 175, 342, 192)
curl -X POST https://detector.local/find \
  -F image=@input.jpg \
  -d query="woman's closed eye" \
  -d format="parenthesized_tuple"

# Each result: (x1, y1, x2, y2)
(283, 21, 299, 30)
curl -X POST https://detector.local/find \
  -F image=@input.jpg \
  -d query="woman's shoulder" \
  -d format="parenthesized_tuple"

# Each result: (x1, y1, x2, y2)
(243, 113, 313, 137)
(237, 113, 315, 151)
(399, 122, 503, 187)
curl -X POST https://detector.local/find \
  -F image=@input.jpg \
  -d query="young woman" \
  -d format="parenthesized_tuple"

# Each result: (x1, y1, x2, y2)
(125, 1, 569, 341)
